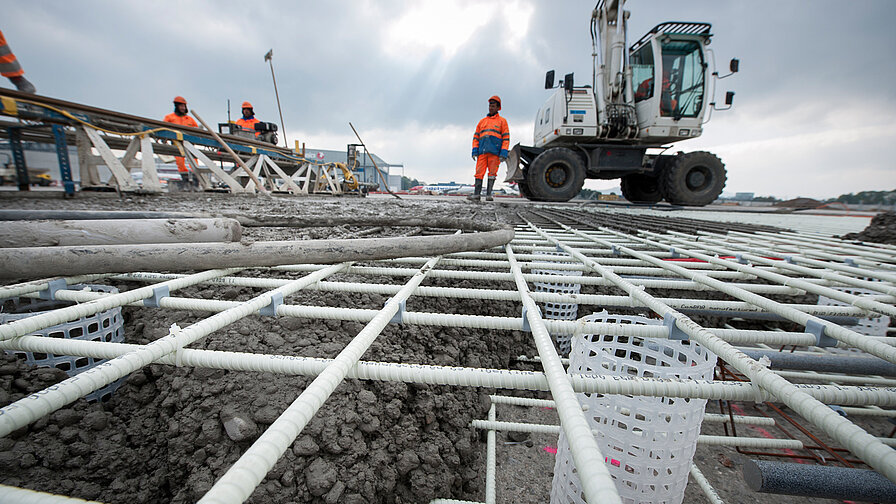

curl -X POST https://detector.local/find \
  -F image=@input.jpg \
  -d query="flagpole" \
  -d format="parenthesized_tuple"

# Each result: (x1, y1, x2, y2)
(265, 49, 287, 148)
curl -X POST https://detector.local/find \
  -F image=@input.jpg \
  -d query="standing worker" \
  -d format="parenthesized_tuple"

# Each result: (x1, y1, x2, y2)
(235, 101, 260, 138)
(163, 96, 198, 183)
(0, 30, 36, 94)
(468, 95, 509, 202)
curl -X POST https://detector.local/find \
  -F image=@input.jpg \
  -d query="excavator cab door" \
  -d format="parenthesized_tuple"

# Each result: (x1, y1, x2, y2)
(630, 28, 710, 142)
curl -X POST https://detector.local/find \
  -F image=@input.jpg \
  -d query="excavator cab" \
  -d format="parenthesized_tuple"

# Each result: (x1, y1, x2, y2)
(630, 22, 714, 143)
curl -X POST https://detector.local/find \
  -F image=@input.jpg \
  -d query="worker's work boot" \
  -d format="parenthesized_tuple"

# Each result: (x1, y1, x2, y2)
(466, 179, 482, 202)
(485, 177, 496, 201)
(9, 76, 35, 94)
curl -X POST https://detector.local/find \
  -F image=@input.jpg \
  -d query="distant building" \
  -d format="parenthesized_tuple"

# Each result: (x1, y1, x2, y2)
(734, 192, 755, 201)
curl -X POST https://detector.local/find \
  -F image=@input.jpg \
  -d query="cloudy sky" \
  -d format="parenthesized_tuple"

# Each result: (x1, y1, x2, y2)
(3, 0, 895, 198)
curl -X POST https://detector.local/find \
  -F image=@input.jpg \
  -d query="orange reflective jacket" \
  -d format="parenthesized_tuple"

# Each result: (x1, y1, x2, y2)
(472, 113, 509, 158)
(163, 112, 198, 128)
(0, 30, 24, 78)
(236, 117, 260, 137)
(163, 113, 198, 172)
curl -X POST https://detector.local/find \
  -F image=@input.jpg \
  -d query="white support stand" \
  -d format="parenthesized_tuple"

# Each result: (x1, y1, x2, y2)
(75, 127, 102, 187)
(81, 126, 139, 191)
(261, 155, 302, 193)
(182, 141, 246, 193)
(138, 136, 162, 192)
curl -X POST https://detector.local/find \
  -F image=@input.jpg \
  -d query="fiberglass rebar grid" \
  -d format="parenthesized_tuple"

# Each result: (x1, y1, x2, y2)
(0, 208, 895, 503)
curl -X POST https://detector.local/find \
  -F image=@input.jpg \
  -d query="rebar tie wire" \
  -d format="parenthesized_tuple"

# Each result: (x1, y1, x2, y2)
(522, 215, 896, 484)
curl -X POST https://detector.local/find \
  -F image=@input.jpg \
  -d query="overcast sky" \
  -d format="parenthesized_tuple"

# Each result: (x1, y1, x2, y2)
(3, 0, 895, 198)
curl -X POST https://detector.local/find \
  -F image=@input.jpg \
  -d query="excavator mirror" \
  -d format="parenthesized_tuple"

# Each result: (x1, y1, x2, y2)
(729, 58, 739, 73)
(545, 70, 555, 89)
(725, 91, 735, 106)
(563, 73, 574, 93)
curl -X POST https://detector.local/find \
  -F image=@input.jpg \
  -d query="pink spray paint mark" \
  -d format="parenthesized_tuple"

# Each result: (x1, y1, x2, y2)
(543, 445, 558, 455)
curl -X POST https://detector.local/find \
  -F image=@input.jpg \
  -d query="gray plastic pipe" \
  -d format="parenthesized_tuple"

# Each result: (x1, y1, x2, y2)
(743, 459, 896, 501)
(0, 227, 513, 279)
(0, 218, 242, 247)
(0, 209, 206, 220)
(739, 349, 896, 377)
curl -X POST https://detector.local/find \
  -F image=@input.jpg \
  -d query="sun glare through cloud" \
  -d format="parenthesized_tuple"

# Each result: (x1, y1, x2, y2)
(383, 1, 534, 61)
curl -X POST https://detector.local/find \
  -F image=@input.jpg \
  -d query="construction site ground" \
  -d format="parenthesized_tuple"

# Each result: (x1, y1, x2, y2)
(0, 192, 890, 504)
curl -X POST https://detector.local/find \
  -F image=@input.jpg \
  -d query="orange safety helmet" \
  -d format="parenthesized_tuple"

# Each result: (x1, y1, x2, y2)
(241, 101, 253, 109)
(173, 96, 187, 105)
(488, 95, 501, 110)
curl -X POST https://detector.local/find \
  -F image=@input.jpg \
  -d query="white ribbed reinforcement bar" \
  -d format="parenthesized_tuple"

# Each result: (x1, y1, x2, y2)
(109, 272, 866, 314)
(198, 255, 441, 504)
(23, 287, 848, 347)
(0, 484, 101, 503)
(0, 268, 242, 341)
(469, 420, 804, 449)
(2, 336, 894, 406)
(505, 243, 621, 504)
(689, 464, 725, 504)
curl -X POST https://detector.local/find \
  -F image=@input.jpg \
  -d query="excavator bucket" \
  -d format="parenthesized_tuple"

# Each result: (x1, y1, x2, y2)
(503, 143, 523, 183)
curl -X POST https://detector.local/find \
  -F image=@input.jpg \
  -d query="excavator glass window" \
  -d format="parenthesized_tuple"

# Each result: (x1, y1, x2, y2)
(659, 40, 705, 118)
(631, 44, 655, 102)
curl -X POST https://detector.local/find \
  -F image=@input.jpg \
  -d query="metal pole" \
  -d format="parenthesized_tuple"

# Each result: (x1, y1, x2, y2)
(265, 49, 287, 147)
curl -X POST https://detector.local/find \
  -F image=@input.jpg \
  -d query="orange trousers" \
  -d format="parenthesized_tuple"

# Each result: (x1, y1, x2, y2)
(475, 153, 500, 180)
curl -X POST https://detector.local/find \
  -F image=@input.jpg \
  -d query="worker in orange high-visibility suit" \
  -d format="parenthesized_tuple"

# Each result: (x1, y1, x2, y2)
(163, 96, 199, 182)
(0, 30, 35, 94)
(469, 95, 509, 202)
(235, 101, 260, 138)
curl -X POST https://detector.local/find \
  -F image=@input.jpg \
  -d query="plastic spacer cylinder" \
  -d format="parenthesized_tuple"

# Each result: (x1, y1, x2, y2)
(521, 304, 541, 333)
(384, 297, 406, 324)
(143, 285, 171, 307)
(663, 312, 689, 341)
(259, 292, 283, 317)
(805, 319, 837, 347)
(827, 405, 847, 417)
(38, 278, 68, 300)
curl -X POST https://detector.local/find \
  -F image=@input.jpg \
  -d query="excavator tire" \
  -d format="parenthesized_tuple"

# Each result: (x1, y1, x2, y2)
(517, 179, 537, 200)
(620, 173, 663, 204)
(662, 151, 726, 206)
(525, 147, 586, 202)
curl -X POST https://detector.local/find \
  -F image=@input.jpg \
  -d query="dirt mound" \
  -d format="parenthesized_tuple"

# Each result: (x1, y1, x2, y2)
(842, 211, 896, 244)
(773, 197, 823, 209)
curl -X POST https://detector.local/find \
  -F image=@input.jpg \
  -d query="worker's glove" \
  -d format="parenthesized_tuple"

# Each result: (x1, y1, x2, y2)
(500, 156, 508, 162)
(472, 154, 478, 161)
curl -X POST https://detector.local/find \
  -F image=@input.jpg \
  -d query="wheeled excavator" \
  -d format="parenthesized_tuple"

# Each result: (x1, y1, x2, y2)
(505, 0, 738, 205)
